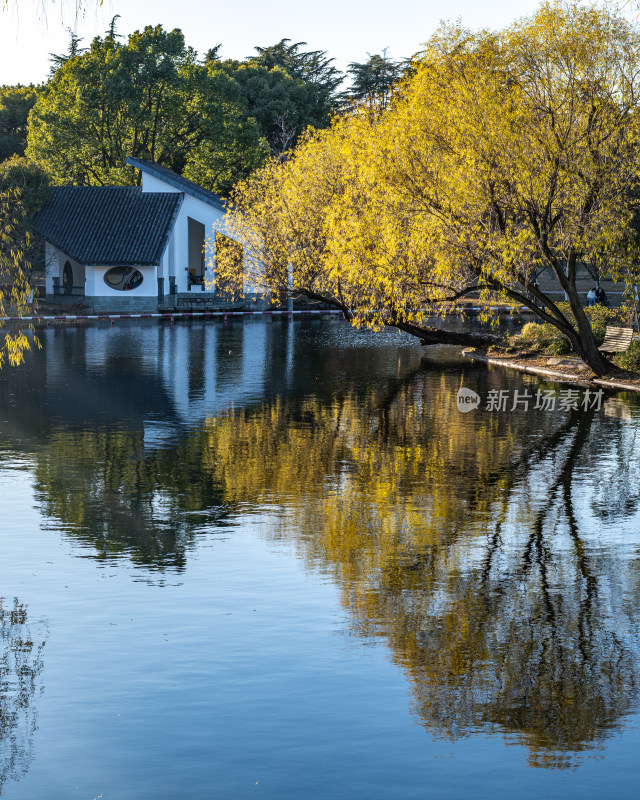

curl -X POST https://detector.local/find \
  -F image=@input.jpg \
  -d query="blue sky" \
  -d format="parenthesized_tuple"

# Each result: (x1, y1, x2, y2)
(2, 0, 545, 86)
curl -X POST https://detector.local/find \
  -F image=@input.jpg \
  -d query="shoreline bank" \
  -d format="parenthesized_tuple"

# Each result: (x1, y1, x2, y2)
(462, 348, 640, 394)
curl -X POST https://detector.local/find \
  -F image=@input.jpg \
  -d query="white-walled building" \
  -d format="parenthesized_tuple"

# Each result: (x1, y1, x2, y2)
(33, 158, 246, 312)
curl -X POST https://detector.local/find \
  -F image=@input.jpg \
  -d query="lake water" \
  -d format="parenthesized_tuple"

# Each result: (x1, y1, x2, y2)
(0, 318, 639, 799)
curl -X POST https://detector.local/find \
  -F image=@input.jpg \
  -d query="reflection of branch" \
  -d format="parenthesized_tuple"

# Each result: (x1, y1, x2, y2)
(521, 411, 592, 567)
(516, 410, 596, 657)
(480, 494, 507, 592)
(375, 362, 431, 419)
(472, 408, 584, 511)
(0, 598, 46, 792)
(560, 415, 598, 660)
(590, 425, 639, 522)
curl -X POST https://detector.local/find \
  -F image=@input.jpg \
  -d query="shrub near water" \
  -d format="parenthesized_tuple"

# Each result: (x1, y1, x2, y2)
(582, 304, 619, 346)
(507, 322, 571, 355)
(507, 304, 622, 357)
(614, 341, 640, 372)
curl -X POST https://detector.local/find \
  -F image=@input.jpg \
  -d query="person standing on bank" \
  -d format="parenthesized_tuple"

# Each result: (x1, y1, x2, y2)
(587, 288, 596, 306)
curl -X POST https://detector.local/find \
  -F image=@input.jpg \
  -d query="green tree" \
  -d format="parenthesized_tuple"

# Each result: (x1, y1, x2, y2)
(203, 44, 223, 65)
(249, 38, 342, 94)
(48, 27, 87, 75)
(343, 51, 403, 113)
(220, 60, 336, 155)
(27, 25, 267, 193)
(0, 86, 38, 163)
(205, 39, 342, 155)
(0, 154, 50, 218)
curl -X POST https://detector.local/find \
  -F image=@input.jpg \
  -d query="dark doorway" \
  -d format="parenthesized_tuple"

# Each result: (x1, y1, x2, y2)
(63, 261, 73, 295)
(188, 218, 206, 289)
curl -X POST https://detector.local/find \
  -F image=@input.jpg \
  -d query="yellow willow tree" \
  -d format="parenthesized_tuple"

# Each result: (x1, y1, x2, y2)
(0, 158, 49, 367)
(218, 1, 640, 374)
(372, 1, 640, 374)
(216, 111, 502, 348)
(0, 188, 36, 367)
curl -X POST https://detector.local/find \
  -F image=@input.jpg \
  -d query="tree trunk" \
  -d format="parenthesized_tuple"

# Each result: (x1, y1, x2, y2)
(391, 321, 503, 348)
(563, 284, 612, 376)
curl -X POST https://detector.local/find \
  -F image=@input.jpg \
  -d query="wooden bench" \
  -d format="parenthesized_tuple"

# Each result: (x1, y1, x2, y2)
(599, 326, 634, 353)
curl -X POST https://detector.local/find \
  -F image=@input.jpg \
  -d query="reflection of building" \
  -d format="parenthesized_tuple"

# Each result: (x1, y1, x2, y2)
(36, 320, 293, 443)
(33, 159, 247, 312)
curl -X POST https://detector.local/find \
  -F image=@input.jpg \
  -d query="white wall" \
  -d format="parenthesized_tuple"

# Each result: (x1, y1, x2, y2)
(141, 170, 238, 294)
(44, 242, 57, 294)
(141, 174, 181, 195)
(158, 243, 169, 291)
(45, 247, 85, 295)
(171, 194, 225, 293)
(86, 265, 158, 297)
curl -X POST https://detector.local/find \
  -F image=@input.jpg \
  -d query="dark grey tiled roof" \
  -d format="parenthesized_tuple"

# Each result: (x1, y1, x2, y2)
(127, 157, 225, 212)
(32, 186, 183, 266)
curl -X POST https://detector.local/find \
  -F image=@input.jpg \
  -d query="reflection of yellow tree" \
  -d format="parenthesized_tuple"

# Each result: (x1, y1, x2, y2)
(31, 366, 640, 767)
(202, 381, 640, 768)
(0, 597, 46, 792)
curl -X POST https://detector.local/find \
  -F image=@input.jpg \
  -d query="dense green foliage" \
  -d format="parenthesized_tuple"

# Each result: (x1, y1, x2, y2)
(249, 38, 342, 91)
(0, 155, 50, 285)
(1, 20, 409, 191)
(26, 26, 268, 193)
(19, 27, 359, 189)
(0, 86, 38, 162)
(0, 155, 50, 217)
(205, 38, 343, 155)
(218, 59, 337, 155)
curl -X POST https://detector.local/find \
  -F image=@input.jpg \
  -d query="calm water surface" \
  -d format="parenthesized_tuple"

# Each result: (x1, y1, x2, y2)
(0, 318, 639, 799)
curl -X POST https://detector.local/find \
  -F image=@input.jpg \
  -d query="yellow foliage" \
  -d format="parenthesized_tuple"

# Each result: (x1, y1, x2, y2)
(0, 185, 36, 368)
(217, 1, 640, 372)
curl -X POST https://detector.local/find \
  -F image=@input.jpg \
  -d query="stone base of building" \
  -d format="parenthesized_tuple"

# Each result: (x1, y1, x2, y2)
(47, 294, 159, 313)
(46, 293, 269, 314)
(161, 293, 267, 312)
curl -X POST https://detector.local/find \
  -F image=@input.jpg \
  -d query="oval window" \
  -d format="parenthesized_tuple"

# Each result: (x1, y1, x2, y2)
(104, 267, 144, 291)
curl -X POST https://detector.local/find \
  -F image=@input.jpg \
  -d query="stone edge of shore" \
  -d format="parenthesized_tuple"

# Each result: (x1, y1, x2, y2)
(462, 348, 640, 394)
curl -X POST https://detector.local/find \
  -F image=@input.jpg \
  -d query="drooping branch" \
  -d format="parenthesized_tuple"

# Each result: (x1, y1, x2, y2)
(295, 287, 352, 320)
